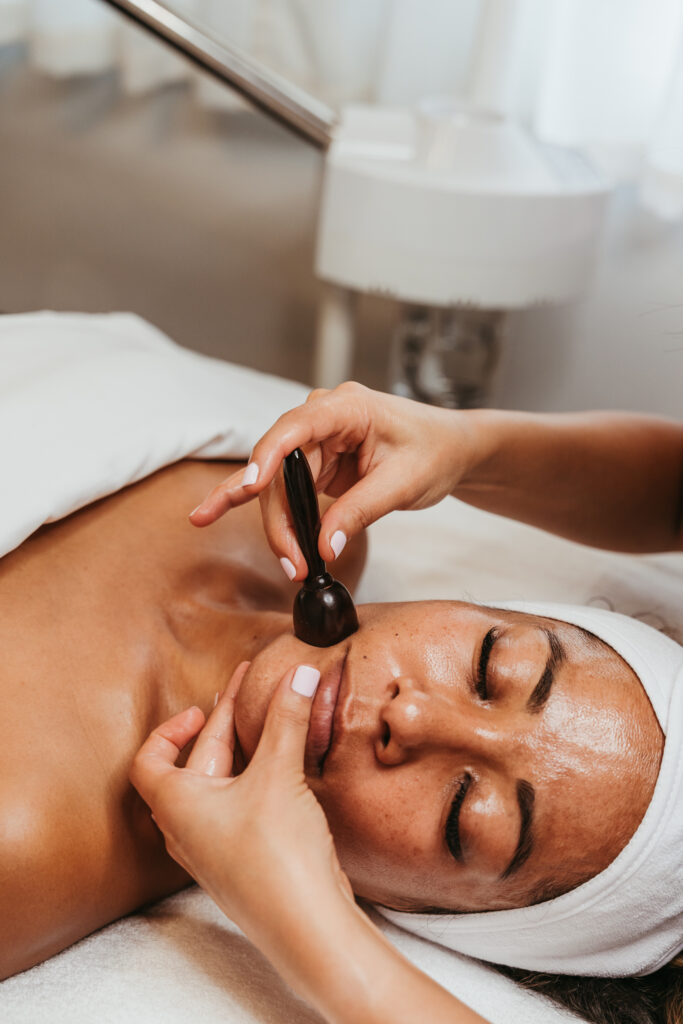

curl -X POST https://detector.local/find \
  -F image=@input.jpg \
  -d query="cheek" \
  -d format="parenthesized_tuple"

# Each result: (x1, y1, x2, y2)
(311, 772, 442, 902)
(234, 634, 309, 756)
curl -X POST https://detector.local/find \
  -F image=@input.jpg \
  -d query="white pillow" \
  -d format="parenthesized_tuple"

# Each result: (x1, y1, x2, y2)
(0, 311, 308, 559)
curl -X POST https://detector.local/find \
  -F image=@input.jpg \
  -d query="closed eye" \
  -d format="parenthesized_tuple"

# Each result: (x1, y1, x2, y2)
(445, 773, 472, 861)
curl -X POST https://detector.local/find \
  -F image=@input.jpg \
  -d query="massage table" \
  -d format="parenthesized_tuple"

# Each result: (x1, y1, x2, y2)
(2, 313, 681, 1023)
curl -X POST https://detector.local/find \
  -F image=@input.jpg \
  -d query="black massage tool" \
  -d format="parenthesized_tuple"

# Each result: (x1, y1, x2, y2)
(283, 448, 359, 647)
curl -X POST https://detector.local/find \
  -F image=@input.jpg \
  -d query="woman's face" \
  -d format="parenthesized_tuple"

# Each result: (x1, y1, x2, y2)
(234, 602, 663, 912)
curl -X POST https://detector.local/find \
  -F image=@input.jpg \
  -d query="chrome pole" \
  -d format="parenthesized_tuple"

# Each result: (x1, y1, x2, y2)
(98, 0, 337, 149)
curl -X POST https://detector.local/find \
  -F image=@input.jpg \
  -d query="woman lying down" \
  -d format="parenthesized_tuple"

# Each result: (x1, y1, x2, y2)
(1, 342, 682, 1023)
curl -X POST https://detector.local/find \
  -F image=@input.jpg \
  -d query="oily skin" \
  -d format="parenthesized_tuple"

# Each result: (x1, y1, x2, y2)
(234, 601, 664, 913)
(0, 459, 663, 975)
(0, 459, 370, 979)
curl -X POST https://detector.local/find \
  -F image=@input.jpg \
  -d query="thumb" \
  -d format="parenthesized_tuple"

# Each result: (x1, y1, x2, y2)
(317, 463, 408, 562)
(130, 705, 205, 805)
(251, 664, 321, 766)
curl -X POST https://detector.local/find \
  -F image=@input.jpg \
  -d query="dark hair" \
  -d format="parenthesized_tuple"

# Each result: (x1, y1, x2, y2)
(495, 955, 683, 1024)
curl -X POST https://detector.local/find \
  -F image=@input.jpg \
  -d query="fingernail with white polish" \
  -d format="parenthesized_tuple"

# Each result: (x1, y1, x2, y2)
(190, 505, 202, 517)
(330, 530, 347, 559)
(291, 665, 321, 698)
(280, 556, 297, 581)
(242, 462, 259, 486)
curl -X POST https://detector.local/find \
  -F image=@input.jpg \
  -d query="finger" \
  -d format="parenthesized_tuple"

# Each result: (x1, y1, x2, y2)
(258, 438, 352, 580)
(190, 382, 371, 529)
(189, 464, 260, 526)
(316, 461, 405, 562)
(258, 469, 309, 581)
(305, 387, 330, 403)
(187, 429, 327, 528)
(130, 705, 205, 805)
(256, 442, 332, 580)
(246, 383, 372, 499)
(185, 661, 250, 777)
(250, 664, 321, 766)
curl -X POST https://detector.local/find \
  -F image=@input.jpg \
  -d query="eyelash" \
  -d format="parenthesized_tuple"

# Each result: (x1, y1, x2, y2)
(445, 773, 472, 860)
(475, 627, 497, 701)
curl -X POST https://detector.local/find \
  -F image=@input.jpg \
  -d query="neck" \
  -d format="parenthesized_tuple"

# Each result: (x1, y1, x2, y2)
(160, 586, 291, 722)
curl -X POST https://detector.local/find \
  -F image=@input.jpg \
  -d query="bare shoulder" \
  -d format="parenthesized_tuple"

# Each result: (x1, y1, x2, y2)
(0, 777, 187, 978)
(0, 782, 100, 978)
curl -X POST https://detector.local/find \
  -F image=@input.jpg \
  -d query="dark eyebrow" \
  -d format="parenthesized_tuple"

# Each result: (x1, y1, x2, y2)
(501, 779, 535, 879)
(526, 628, 566, 712)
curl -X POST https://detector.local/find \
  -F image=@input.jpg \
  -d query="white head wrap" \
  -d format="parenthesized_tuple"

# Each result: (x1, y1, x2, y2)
(377, 602, 683, 977)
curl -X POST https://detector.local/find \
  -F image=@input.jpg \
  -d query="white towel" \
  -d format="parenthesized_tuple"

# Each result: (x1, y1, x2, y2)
(0, 310, 308, 559)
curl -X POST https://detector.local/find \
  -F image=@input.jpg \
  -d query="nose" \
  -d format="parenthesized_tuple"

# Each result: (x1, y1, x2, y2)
(375, 675, 504, 767)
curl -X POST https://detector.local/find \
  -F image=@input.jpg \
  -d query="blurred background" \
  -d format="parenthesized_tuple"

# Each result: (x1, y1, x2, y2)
(0, 0, 681, 415)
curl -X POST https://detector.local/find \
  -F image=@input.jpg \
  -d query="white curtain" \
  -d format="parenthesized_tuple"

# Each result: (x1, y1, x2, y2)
(1, 0, 682, 217)
(534, 0, 683, 214)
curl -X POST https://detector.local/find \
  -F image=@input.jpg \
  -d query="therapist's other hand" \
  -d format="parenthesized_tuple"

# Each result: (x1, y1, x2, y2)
(189, 382, 473, 578)
(130, 661, 352, 945)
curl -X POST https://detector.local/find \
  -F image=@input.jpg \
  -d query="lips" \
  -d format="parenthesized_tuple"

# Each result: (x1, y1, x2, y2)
(304, 648, 349, 776)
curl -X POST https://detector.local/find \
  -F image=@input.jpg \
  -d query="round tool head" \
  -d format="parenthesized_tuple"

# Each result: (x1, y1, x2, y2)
(293, 573, 359, 648)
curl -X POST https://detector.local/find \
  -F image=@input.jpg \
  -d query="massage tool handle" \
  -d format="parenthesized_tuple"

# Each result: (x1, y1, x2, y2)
(283, 448, 359, 648)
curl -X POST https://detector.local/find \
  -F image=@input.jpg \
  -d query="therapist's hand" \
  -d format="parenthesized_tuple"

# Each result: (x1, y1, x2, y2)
(130, 661, 353, 950)
(131, 663, 491, 1024)
(189, 382, 475, 578)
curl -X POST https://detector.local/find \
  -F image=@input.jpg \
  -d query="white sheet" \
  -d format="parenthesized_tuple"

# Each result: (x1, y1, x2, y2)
(3, 312, 681, 1024)
(0, 311, 308, 560)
